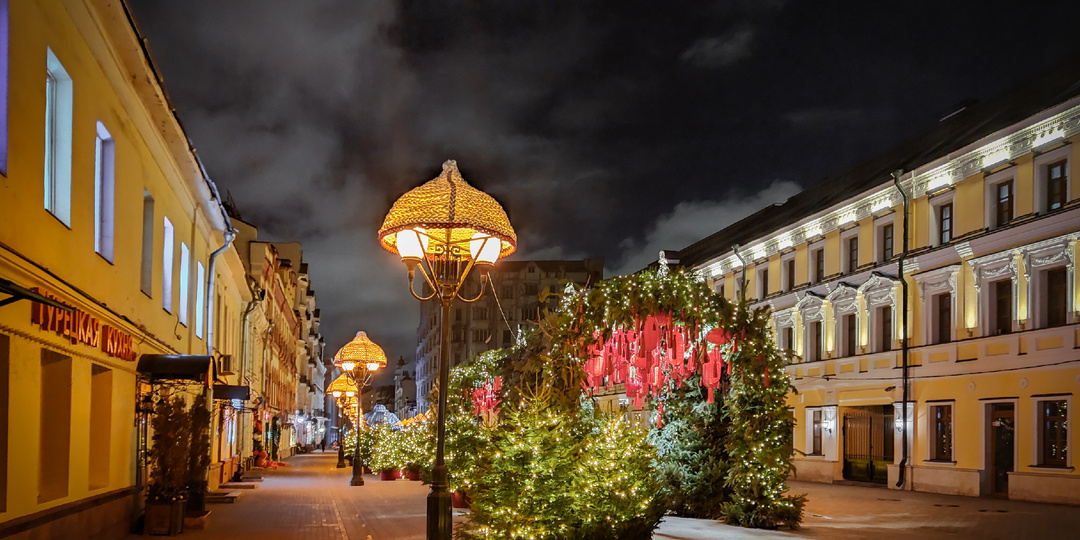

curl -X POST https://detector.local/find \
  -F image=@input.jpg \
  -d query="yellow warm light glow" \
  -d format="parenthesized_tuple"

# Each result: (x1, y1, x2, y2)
(332, 390, 342, 398)
(334, 331, 388, 371)
(366, 362, 380, 371)
(341, 360, 356, 372)
(396, 227, 428, 260)
(346, 390, 356, 397)
(470, 233, 501, 264)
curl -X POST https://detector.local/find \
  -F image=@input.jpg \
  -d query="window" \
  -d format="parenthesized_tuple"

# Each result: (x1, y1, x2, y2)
(1046, 267, 1067, 328)
(785, 258, 796, 291)
(808, 321, 822, 362)
(783, 326, 794, 353)
(44, 49, 74, 225)
(88, 365, 112, 489)
(140, 192, 154, 294)
(451, 327, 463, 343)
(935, 293, 952, 344)
(878, 306, 892, 352)
(1047, 160, 1067, 211)
(93, 122, 115, 261)
(1, 1, 9, 176)
(929, 403, 953, 461)
(1039, 400, 1068, 467)
(881, 224, 894, 260)
(992, 280, 1012, 335)
(759, 267, 769, 299)
(995, 181, 1013, 228)
(179, 243, 190, 325)
(500, 285, 513, 298)
(524, 283, 538, 295)
(472, 307, 488, 320)
(813, 248, 825, 283)
(455, 308, 462, 322)
(811, 409, 823, 455)
(503, 330, 512, 345)
(938, 203, 953, 244)
(162, 217, 174, 312)
(195, 262, 206, 338)
(847, 236, 859, 273)
(844, 314, 857, 357)
(471, 329, 490, 343)
(40, 350, 72, 502)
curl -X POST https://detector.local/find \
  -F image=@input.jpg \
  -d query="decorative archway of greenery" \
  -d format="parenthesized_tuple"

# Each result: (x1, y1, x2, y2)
(446, 268, 804, 536)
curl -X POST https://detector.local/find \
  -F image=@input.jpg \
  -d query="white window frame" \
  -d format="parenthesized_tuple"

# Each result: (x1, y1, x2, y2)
(781, 253, 797, 292)
(1031, 394, 1072, 469)
(809, 240, 826, 283)
(827, 284, 859, 357)
(1033, 144, 1070, 215)
(179, 243, 190, 326)
(796, 294, 825, 362)
(162, 217, 174, 312)
(195, 261, 206, 338)
(984, 167, 1016, 230)
(44, 48, 73, 226)
(858, 273, 898, 353)
(805, 407, 824, 456)
(93, 121, 115, 262)
(926, 400, 955, 463)
(1023, 234, 1076, 329)
(841, 228, 860, 275)
(914, 265, 960, 345)
(772, 307, 797, 358)
(928, 190, 956, 248)
(874, 213, 897, 263)
(969, 249, 1020, 336)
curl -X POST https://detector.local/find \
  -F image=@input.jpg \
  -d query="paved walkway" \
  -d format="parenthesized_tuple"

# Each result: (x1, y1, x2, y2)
(130, 451, 1080, 539)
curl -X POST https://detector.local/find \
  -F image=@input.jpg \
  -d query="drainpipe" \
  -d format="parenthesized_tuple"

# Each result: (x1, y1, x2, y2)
(206, 229, 236, 357)
(733, 244, 747, 303)
(892, 169, 910, 489)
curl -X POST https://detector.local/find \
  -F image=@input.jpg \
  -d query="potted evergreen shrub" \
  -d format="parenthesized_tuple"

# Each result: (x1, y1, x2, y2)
(145, 395, 191, 536)
(371, 425, 403, 480)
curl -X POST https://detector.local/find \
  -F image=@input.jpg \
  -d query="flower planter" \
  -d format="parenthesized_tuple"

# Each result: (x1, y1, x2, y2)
(363, 466, 372, 474)
(406, 468, 421, 481)
(380, 469, 399, 481)
(145, 499, 186, 536)
(450, 490, 471, 509)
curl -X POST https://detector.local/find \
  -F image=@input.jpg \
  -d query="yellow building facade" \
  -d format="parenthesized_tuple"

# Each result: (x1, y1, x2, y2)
(0, 0, 241, 536)
(680, 66, 1080, 504)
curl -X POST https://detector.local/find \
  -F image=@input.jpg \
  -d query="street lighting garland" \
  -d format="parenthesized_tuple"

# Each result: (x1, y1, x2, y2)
(378, 160, 516, 540)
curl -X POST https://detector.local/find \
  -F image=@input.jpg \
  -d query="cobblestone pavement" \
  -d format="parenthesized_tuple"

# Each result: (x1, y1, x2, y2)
(131, 452, 1080, 539)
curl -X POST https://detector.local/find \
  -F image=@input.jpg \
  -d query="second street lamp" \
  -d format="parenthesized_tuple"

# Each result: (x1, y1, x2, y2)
(378, 160, 516, 540)
(333, 331, 388, 486)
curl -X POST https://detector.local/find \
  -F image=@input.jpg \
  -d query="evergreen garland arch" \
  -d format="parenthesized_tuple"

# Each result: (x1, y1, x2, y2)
(447, 268, 804, 536)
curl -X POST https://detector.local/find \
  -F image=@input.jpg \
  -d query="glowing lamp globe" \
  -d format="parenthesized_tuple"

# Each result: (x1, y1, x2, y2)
(334, 331, 389, 372)
(341, 361, 356, 372)
(366, 362, 381, 371)
(396, 228, 428, 261)
(332, 390, 342, 398)
(345, 390, 355, 397)
(469, 233, 501, 265)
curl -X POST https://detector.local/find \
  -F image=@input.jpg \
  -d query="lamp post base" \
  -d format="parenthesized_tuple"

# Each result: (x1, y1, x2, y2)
(350, 457, 365, 486)
(426, 464, 452, 539)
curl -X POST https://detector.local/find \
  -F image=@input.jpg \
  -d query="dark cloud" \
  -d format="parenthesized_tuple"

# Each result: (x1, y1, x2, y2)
(129, 0, 1080, 368)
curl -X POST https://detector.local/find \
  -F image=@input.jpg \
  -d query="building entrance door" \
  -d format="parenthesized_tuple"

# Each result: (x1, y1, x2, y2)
(988, 403, 1015, 496)
(842, 406, 894, 484)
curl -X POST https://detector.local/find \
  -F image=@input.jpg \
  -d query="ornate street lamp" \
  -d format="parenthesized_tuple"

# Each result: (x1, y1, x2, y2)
(378, 160, 516, 540)
(333, 331, 388, 486)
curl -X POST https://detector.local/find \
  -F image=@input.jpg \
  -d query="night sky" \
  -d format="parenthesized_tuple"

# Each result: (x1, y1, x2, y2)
(128, 0, 1080, 380)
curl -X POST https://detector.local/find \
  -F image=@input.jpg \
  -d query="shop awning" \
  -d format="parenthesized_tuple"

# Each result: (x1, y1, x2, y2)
(213, 384, 251, 400)
(137, 354, 212, 382)
(0, 278, 73, 311)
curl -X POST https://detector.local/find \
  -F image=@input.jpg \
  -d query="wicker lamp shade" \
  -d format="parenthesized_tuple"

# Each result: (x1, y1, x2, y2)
(378, 160, 517, 258)
(328, 374, 358, 395)
(334, 331, 388, 370)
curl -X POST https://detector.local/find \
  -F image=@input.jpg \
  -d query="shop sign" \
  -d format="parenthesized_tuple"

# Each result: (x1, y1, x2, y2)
(30, 288, 136, 361)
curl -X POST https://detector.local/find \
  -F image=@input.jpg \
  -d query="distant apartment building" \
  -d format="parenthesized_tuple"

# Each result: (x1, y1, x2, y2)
(414, 259, 603, 412)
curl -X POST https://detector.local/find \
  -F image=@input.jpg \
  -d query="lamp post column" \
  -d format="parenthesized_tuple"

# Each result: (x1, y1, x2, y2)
(350, 371, 365, 486)
(336, 399, 346, 468)
(427, 292, 453, 540)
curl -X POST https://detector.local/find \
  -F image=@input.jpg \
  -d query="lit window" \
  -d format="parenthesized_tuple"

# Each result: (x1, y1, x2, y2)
(195, 262, 205, 338)
(179, 243, 190, 325)
(1038, 400, 1068, 467)
(929, 403, 953, 461)
(44, 49, 73, 225)
(93, 122, 115, 261)
(162, 217, 174, 312)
